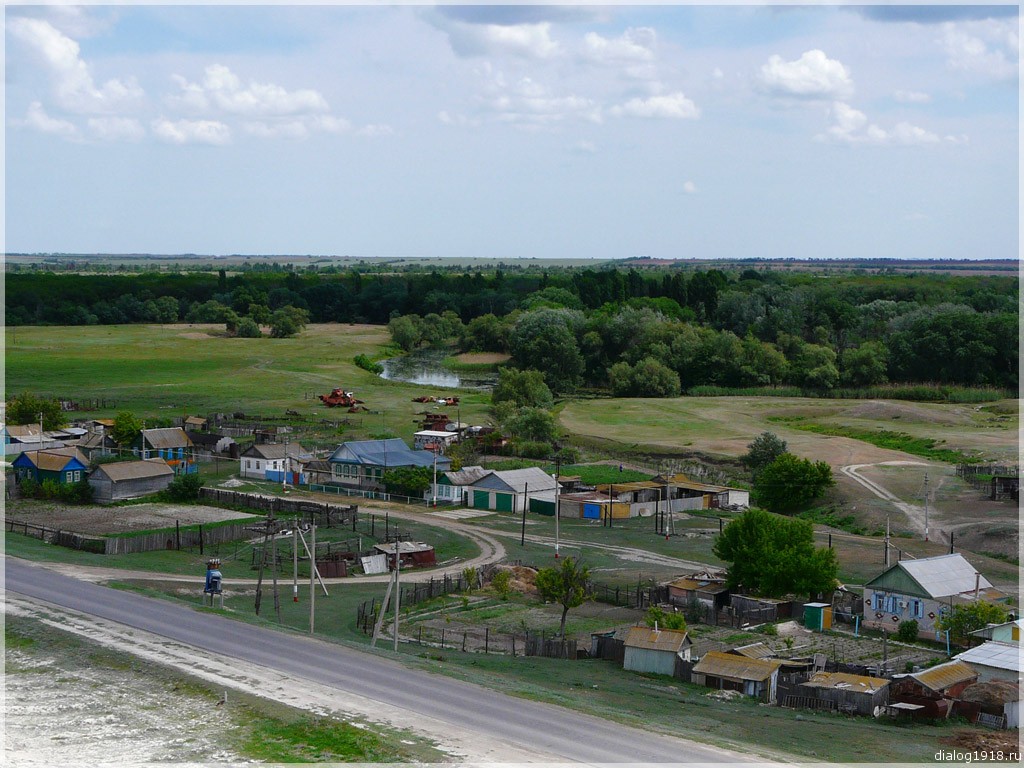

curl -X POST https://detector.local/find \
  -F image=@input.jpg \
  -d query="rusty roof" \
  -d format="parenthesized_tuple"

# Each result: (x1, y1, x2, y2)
(624, 626, 691, 653)
(908, 660, 978, 693)
(801, 672, 890, 692)
(692, 651, 781, 682)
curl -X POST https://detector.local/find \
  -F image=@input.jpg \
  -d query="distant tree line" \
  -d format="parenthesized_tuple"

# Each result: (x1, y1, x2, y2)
(6, 266, 1017, 389)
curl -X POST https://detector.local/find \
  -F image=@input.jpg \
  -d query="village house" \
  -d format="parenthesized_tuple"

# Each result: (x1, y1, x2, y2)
(431, 465, 491, 505)
(791, 671, 891, 716)
(12, 447, 89, 485)
(667, 570, 730, 612)
(558, 491, 628, 521)
(862, 553, 1004, 639)
(77, 430, 119, 460)
(464, 467, 558, 513)
(328, 438, 450, 492)
(622, 626, 692, 677)
(690, 651, 782, 703)
(955, 641, 1021, 684)
(186, 430, 237, 457)
(239, 442, 311, 484)
(88, 459, 175, 503)
(969, 618, 1022, 645)
(132, 427, 197, 475)
(412, 430, 458, 453)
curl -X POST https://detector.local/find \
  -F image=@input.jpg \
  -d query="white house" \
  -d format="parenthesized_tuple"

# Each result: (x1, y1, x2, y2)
(955, 642, 1021, 684)
(240, 443, 310, 483)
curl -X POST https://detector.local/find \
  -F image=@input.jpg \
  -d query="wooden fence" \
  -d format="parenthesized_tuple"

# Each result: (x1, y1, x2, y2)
(199, 487, 358, 525)
(6, 517, 255, 555)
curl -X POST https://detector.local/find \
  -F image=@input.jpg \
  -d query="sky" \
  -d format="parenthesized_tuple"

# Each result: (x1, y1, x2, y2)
(4, 3, 1019, 261)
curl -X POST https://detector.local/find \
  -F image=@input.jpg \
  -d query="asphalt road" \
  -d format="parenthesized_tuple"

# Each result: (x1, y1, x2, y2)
(6, 557, 765, 765)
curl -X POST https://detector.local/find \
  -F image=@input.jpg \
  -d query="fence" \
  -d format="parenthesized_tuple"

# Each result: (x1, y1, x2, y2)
(5, 517, 252, 555)
(590, 582, 669, 609)
(356, 571, 472, 633)
(307, 482, 451, 508)
(956, 464, 1020, 500)
(199, 487, 358, 525)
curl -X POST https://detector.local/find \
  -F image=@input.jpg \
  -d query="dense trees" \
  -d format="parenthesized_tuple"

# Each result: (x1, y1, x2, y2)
(713, 509, 838, 598)
(936, 602, 1008, 646)
(6, 265, 1017, 391)
(6, 392, 66, 430)
(753, 453, 834, 514)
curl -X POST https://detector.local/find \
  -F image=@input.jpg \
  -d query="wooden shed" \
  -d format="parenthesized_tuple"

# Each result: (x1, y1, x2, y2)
(373, 541, 437, 569)
(691, 651, 782, 703)
(622, 626, 692, 677)
(889, 660, 979, 719)
(88, 459, 174, 503)
(793, 672, 890, 716)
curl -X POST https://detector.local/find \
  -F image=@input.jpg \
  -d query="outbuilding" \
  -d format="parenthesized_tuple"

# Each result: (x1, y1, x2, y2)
(955, 641, 1021, 684)
(466, 467, 557, 513)
(622, 626, 692, 677)
(793, 672, 891, 716)
(690, 651, 782, 703)
(88, 459, 175, 503)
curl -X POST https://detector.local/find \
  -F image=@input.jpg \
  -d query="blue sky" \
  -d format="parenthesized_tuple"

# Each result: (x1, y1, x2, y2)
(5, 3, 1019, 260)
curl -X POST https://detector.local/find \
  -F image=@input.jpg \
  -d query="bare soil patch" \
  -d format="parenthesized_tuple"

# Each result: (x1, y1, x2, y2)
(453, 352, 511, 364)
(841, 400, 970, 425)
(6, 501, 259, 535)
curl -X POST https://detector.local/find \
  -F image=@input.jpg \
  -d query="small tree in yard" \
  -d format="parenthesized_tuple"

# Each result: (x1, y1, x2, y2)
(534, 557, 590, 638)
(163, 473, 204, 502)
(895, 619, 919, 643)
(936, 602, 1008, 646)
(111, 411, 143, 447)
(7, 392, 66, 431)
(645, 605, 687, 631)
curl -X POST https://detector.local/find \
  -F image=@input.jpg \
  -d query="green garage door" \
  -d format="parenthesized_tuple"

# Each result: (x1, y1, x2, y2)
(472, 490, 490, 509)
(495, 492, 513, 512)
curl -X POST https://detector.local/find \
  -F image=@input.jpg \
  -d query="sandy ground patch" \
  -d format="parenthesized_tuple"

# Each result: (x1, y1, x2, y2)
(453, 352, 511, 364)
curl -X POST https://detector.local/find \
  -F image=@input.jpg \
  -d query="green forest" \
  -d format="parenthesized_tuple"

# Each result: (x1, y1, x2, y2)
(5, 263, 1018, 393)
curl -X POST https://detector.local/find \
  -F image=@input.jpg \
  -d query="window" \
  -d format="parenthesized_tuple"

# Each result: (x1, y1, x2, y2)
(246, 460, 252, 469)
(909, 598, 924, 619)
(73, 471, 81, 482)
(66, 471, 74, 483)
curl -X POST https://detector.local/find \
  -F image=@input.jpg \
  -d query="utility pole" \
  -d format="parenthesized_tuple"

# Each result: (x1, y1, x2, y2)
(922, 472, 929, 542)
(884, 515, 890, 568)
(292, 525, 299, 603)
(553, 457, 561, 559)
(521, 482, 528, 546)
(393, 537, 401, 652)
(309, 523, 316, 634)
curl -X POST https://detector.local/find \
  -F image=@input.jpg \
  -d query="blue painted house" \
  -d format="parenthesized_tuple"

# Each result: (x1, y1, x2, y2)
(328, 438, 450, 491)
(13, 448, 89, 485)
(132, 428, 197, 474)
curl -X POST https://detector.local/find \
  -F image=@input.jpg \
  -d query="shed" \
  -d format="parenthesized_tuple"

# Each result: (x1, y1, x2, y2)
(954, 641, 1021, 684)
(804, 602, 833, 631)
(668, 572, 730, 611)
(373, 541, 437, 569)
(728, 642, 776, 660)
(690, 651, 782, 703)
(890, 660, 979, 719)
(413, 430, 458, 453)
(622, 626, 692, 676)
(88, 459, 175, 503)
(559, 491, 629, 521)
(590, 627, 632, 663)
(466, 467, 557, 513)
(793, 672, 890, 716)
(969, 619, 1022, 645)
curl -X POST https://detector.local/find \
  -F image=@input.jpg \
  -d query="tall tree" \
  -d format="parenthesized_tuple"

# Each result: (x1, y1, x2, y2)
(6, 392, 66, 431)
(111, 411, 143, 447)
(535, 557, 591, 637)
(741, 432, 788, 475)
(713, 508, 838, 598)
(753, 452, 834, 514)
(936, 603, 1008, 646)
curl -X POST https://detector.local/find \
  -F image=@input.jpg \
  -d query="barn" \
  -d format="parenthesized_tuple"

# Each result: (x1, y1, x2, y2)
(88, 459, 175, 503)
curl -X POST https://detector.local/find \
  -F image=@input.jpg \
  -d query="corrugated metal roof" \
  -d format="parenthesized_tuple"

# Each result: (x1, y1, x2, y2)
(669, 576, 727, 591)
(955, 642, 1021, 673)
(802, 672, 889, 692)
(142, 428, 193, 450)
(243, 442, 309, 460)
(692, 651, 781, 682)
(443, 466, 492, 486)
(330, 438, 447, 469)
(730, 642, 776, 660)
(5, 424, 41, 438)
(868, 554, 993, 599)
(595, 481, 660, 493)
(623, 626, 690, 653)
(909, 660, 978, 692)
(95, 459, 174, 481)
(473, 467, 557, 495)
(18, 449, 88, 472)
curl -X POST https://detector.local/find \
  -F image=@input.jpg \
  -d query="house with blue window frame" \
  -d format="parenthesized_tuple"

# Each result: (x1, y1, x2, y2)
(327, 438, 449, 492)
(132, 427, 197, 475)
(862, 554, 1005, 640)
(12, 447, 89, 485)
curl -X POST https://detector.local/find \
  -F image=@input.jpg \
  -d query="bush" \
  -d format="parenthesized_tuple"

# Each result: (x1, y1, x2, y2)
(163, 473, 204, 502)
(515, 440, 553, 459)
(490, 569, 512, 599)
(236, 317, 262, 338)
(895, 619, 919, 643)
(353, 354, 383, 374)
(645, 605, 687, 631)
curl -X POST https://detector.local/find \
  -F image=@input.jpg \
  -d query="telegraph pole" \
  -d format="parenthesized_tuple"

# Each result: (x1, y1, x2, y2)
(922, 472, 929, 542)
(393, 537, 401, 652)
(553, 457, 561, 559)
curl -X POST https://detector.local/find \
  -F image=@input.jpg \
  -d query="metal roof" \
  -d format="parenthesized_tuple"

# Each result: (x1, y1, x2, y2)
(94, 459, 174, 481)
(442, 466, 492, 486)
(330, 438, 448, 469)
(16, 448, 89, 472)
(373, 541, 435, 555)
(801, 672, 889, 692)
(955, 642, 1021, 673)
(242, 442, 309, 460)
(623, 626, 690, 653)
(730, 642, 776, 660)
(142, 427, 193, 450)
(867, 553, 993, 599)
(692, 651, 781, 682)
(471, 467, 557, 495)
(907, 660, 978, 692)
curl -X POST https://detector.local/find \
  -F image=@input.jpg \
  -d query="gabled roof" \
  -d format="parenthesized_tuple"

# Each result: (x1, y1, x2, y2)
(5, 424, 42, 439)
(14, 448, 89, 472)
(864, 553, 994, 600)
(955, 642, 1021, 673)
(692, 651, 781, 682)
(93, 459, 174, 482)
(187, 431, 227, 448)
(141, 427, 193, 450)
(801, 672, 889, 692)
(241, 442, 309, 460)
(624, 626, 691, 653)
(905, 660, 978, 693)
(442, 466, 492, 486)
(79, 432, 117, 449)
(470, 467, 557, 494)
(304, 459, 333, 472)
(329, 438, 449, 470)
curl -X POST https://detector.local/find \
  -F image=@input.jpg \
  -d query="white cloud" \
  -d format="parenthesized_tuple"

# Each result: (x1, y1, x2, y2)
(441, 20, 561, 59)
(610, 92, 699, 120)
(152, 118, 231, 146)
(88, 116, 145, 142)
(242, 121, 310, 140)
(169, 64, 329, 117)
(818, 101, 944, 146)
(757, 49, 853, 99)
(940, 20, 1019, 80)
(894, 90, 931, 103)
(583, 27, 656, 63)
(22, 101, 79, 139)
(683, 181, 697, 194)
(479, 74, 600, 127)
(8, 17, 143, 114)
